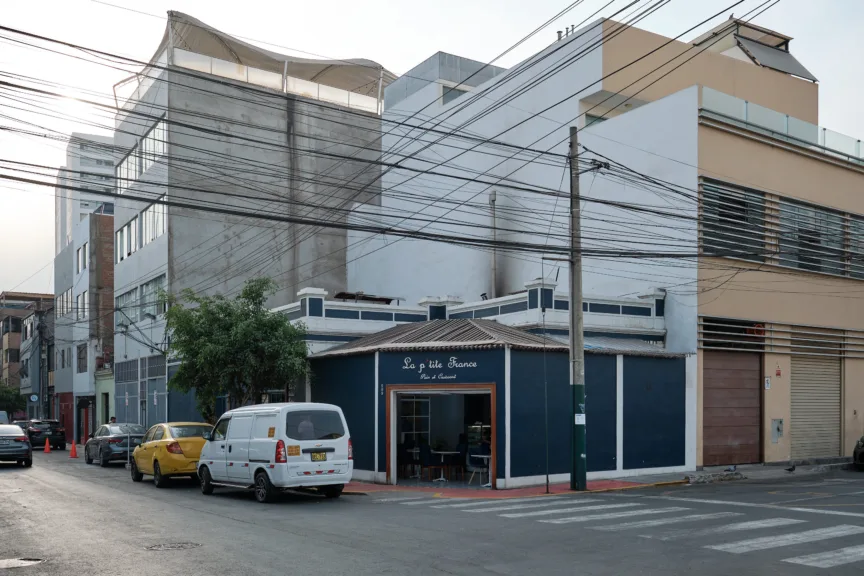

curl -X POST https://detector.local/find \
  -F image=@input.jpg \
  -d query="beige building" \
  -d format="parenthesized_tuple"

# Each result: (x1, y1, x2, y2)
(581, 18, 863, 467)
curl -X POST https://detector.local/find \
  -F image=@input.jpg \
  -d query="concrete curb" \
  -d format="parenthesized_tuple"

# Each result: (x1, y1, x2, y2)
(687, 471, 747, 484)
(587, 480, 689, 493)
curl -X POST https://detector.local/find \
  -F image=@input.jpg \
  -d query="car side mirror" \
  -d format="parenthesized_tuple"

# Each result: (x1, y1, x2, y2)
(202, 431, 212, 441)
(88, 433, 94, 439)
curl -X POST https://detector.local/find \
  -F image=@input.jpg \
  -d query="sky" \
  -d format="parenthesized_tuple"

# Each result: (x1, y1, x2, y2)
(1, 0, 862, 294)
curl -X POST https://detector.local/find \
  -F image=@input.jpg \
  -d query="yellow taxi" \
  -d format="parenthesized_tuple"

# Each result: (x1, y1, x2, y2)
(130, 422, 213, 488)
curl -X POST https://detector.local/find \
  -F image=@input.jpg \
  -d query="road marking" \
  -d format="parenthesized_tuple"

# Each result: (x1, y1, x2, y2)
(706, 525, 864, 554)
(500, 503, 640, 519)
(373, 496, 431, 503)
(784, 544, 864, 568)
(591, 512, 742, 532)
(646, 496, 864, 519)
(540, 507, 690, 525)
(462, 499, 598, 513)
(432, 496, 568, 509)
(643, 518, 807, 541)
(400, 498, 470, 505)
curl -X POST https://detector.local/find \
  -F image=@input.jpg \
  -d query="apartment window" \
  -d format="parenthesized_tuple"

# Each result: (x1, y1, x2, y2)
(141, 199, 166, 247)
(3, 349, 19, 364)
(140, 275, 167, 318)
(55, 288, 73, 317)
(76, 242, 88, 273)
(77, 344, 87, 373)
(116, 218, 138, 262)
(76, 290, 89, 320)
(778, 199, 845, 275)
(116, 288, 138, 327)
(116, 117, 167, 193)
(702, 182, 766, 262)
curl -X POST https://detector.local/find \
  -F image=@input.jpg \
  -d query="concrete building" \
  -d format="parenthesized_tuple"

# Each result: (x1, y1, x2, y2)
(1, 292, 53, 396)
(53, 135, 116, 442)
(350, 17, 863, 467)
(19, 304, 54, 419)
(110, 12, 393, 424)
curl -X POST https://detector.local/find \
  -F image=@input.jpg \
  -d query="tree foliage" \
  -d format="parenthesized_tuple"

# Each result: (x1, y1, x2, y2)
(164, 278, 308, 423)
(0, 385, 26, 416)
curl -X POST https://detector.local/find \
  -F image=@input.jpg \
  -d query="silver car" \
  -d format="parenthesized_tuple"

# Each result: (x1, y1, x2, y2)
(0, 425, 33, 467)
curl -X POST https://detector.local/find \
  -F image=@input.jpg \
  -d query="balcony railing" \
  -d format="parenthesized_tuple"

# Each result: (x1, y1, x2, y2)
(702, 87, 864, 165)
(115, 48, 379, 115)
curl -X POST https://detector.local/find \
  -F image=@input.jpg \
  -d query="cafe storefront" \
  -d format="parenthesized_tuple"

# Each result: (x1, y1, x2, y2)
(309, 319, 691, 489)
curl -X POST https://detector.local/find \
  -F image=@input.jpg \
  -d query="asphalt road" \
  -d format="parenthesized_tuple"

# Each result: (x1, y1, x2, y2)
(2, 452, 864, 575)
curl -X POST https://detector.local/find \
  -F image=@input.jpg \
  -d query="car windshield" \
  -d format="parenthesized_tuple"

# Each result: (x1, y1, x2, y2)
(285, 410, 345, 441)
(0, 425, 24, 435)
(31, 421, 59, 430)
(169, 425, 212, 438)
(109, 425, 146, 435)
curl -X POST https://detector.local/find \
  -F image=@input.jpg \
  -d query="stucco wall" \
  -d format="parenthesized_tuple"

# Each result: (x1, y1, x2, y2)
(843, 358, 864, 457)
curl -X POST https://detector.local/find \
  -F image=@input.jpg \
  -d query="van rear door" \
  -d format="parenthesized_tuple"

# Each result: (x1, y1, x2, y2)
(284, 409, 349, 478)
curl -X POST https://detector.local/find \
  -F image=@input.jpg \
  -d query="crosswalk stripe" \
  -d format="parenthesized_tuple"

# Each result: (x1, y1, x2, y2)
(431, 496, 569, 509)
(643, 518, 807, 541)
(706, 525, 864, 554)
(400, 498, 470, 506)
(500, 503, 640, 519)
(374, 496, 430, 503)
(591, 512, 742, 532)
(540, 507, 690, 525)
(462, 499, 602, 514)
(784, 544, 864, 568)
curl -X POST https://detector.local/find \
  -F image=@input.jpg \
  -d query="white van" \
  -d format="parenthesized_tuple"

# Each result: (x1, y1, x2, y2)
(197, 402, 353, 503)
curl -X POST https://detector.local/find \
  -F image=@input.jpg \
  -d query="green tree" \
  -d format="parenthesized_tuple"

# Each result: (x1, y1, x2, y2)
(0, 385, 26, 416)
(164, 277, 309, 423)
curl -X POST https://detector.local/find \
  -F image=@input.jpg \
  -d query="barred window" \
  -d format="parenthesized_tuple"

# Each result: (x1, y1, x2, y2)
(702, 183, 766, 261)
(848, 217, 864, 279)
(115, 359, 138, 383)
(778, 200, 845, 275)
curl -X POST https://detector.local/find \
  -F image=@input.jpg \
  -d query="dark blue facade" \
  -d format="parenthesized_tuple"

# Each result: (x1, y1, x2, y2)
(309, 354, 376, 472)
(623, 356, 686, 470)
(509, 351, 617, 477)
(377, 349, 505, 478)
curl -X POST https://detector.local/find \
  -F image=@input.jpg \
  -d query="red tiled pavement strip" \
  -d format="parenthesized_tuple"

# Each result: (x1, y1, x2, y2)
(344, 479, 658, 498)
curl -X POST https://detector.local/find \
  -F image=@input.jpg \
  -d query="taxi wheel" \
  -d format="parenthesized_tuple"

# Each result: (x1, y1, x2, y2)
(130, 459, 143, 482)
(153, 462, 170, 489)
(254, 471, 275, 503)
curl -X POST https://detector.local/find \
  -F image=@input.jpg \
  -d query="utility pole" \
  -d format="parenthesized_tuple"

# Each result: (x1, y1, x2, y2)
(568, 126, 587, 491)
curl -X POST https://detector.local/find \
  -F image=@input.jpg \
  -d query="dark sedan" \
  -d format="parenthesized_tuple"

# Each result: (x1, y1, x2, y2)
(855, 435, 864, 471)
(20, 419, 66, 450)
(84, 423, 146, 467)
(0, 425, 33, 467)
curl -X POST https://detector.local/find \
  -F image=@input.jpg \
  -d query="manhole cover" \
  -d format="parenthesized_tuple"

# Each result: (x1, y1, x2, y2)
(146, 543, 201, 551)
(0, 558, 45, 569)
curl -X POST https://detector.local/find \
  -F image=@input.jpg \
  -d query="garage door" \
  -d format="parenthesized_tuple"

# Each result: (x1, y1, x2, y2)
(703, 351, 761, 466)
(791, 355, 840, 460)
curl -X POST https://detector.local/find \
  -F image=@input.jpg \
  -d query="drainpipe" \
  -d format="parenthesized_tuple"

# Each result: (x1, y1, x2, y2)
(489, 190, 497, 299)
(376, 66, 384, 114)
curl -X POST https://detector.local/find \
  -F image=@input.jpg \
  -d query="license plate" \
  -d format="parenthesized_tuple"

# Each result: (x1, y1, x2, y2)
(311, 452, 327, 462)
(0, 440, 9, 445)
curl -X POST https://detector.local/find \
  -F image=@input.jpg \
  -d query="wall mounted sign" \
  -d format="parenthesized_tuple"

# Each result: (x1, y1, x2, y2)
(29, 394, 38, 403)
(764, 377, 771, 390)
(402, 356, 478, 381)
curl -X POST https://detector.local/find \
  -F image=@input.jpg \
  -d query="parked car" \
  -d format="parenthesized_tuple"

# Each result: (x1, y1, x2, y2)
(197, 402, 353, 503)
(84, 423, 146, 467)
(0, 424, 32, 467)
(130, 422, 213, 487)
(855, 435, 864, 471)
(20, 419, 66, 450)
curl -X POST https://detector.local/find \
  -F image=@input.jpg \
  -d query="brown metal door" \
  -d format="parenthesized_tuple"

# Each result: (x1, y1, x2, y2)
(703, 351, 761, 466)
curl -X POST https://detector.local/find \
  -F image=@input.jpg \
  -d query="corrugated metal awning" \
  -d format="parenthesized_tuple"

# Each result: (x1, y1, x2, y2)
(736, 36, 817, 82)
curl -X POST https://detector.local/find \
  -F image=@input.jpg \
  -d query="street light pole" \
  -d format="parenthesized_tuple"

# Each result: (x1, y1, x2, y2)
(568, 126, 587, 491)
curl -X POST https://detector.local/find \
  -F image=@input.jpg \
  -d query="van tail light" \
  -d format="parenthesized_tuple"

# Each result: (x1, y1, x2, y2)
(348, 439, 353, 460)
(15, 436, 29, 443)
(275, 440, 287, 463)
(166, 442, 184, 454)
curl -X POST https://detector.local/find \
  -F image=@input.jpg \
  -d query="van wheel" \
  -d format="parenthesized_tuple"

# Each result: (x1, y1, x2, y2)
(322, 485, 343, 499)
(254, 471, 275, 503)
(199, 467, 214, 495)
(153, 462, 169, 488)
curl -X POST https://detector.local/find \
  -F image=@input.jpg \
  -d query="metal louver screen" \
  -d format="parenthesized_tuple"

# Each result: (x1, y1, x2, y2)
(702, 183, 766, 261)
(790, 355, 840, 460)
(778, 199, 845, 276)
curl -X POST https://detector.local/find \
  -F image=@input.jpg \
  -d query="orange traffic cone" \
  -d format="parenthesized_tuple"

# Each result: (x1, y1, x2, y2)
(43, 439, 50, 453)
(69, 442, 78, 459)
